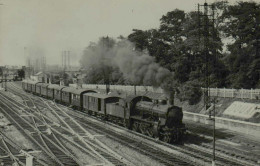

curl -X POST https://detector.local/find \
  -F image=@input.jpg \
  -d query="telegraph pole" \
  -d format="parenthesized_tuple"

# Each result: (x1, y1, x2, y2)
(4, 73, 7, 91)
(198, 2, 216, 166)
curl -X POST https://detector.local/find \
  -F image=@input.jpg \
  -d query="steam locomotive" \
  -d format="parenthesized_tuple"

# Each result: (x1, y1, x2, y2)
(22, 80, 186, 143)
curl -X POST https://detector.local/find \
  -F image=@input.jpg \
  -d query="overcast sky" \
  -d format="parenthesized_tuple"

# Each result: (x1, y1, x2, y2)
(0, 0, 255, 66)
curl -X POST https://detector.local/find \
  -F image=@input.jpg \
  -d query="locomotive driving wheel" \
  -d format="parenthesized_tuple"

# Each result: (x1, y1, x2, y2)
(139, 123, 147, 134)
(162, 134, 171, 143)
(146, 127, 154, 137)
(171, 133, 179, 143)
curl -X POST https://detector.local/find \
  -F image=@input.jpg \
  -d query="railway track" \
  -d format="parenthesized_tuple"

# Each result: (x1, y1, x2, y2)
(0, 132, 26, 166)
(34, 96, 251, 166)
(6, 83, 196, 166)
(0, 94, 84, 166)
(5, 82, 260, 166)
(45, 100, 196, 166)
(0, 131, 49, 166)
(65, 107, 259, 166)
(2, 84, 132, 166)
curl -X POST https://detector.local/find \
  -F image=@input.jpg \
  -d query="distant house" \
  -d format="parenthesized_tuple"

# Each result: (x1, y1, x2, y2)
(30, 72, 48, 82)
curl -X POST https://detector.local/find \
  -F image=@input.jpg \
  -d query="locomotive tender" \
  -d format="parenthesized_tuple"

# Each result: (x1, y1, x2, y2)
(22, 80, 185, 143)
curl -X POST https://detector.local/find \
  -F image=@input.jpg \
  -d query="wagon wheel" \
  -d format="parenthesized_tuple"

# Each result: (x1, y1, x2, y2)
(87, 110, 92, 115)
(132, 122, 139, 132)
(139, 124, 146, 135)
(162, 134, 171, 143)
(124, 120, 130, 129)
(171, 134, 178, 143)
(146, 127, 154, 137)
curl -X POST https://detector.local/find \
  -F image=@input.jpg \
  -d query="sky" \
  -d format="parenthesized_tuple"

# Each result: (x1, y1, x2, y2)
(0, 0, 257, 66)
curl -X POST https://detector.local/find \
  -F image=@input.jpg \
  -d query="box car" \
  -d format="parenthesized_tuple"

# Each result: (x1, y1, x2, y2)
(47, 84, 63, 99)
(71, 89, 98, 109)
(35, 83, 43, 95)
(26, 81, 40, 93)
(31, 81, 39, 94)
(83, 93, 120, 115)
(35, 83, 49, 97)
(61, 87, 76, 105)
(22, 80, 27, 91)
(106, 98, 129, 119)
(53, 85, 66, 102)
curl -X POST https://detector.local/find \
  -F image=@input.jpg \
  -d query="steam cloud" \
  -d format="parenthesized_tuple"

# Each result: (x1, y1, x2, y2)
(80, 40, 174, 89)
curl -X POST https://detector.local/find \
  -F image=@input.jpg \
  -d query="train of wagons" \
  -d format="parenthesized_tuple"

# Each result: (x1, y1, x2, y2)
(22, 80, 186, 143)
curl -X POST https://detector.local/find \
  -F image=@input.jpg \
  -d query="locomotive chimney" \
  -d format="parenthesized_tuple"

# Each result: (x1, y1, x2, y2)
(167, 92, 174, 105)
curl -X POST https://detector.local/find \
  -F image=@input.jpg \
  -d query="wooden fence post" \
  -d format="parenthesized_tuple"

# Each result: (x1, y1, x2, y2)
(251, 88, 253, 99)
(224, 87, 226, 98)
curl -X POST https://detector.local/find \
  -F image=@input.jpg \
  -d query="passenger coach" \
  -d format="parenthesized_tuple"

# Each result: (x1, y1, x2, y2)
(61, 87, 98, 110)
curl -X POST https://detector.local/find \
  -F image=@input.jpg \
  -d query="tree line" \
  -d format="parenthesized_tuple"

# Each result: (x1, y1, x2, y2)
(127, 1, 260, 89)
(80, 1, 260, 104)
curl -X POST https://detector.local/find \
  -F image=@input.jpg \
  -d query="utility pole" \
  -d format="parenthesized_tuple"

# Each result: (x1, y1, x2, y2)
(4, 73, 7, 91)
(198, 2, 216, 166)
(67, 50, 70, 69)
(4, 67, 7, 91)
(1, 68, 3, 89)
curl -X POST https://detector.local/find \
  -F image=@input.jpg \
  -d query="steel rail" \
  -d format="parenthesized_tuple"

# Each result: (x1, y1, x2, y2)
(8, 82, 259, 166)
(67, 105, 258, 166)
(0, 97, 72, 166)
(0, 131, 49, 166)
(1, 90, 127, 166)
(29, 100, 85, 166)
(52, 99, 132, 163)
(39, 98, 130, 166)
(1, 138, 25, 166)
(8, 85, 247, 166)
(0, 92, 85, 166)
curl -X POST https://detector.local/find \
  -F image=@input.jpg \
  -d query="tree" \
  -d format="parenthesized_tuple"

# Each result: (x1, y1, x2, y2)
(128, 29, 149, 51)
(220, 1, 260, 88)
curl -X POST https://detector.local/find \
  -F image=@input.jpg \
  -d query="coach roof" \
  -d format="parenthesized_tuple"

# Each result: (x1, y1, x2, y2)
(73, 89, 98, 95)
(36, 83, 49, 88)
(84, 92, 121, 99)
(23, 80, 41, 85)
(62, 87, 77, 93)
(48, 84, 66, 90)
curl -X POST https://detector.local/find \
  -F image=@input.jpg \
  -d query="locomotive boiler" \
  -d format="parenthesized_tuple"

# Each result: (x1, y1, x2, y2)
(129, 98, 185, 143)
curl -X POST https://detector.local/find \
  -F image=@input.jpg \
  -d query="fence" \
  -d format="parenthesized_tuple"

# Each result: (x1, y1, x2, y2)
(69, 84, 260, 100)
(208, 88, 260, 100)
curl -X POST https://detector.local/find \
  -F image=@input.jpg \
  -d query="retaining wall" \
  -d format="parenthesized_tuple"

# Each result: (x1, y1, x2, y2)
(183, 111, 260, 138)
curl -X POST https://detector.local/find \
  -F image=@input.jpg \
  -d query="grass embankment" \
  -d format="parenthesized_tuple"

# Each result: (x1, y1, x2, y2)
(175, 97, 260, 123)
